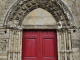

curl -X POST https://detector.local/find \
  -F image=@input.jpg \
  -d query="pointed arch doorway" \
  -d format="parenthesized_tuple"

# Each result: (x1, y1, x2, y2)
(22, 8, 58, 60)
(4, 0, 73, 60)
(22, 30, 58, 60)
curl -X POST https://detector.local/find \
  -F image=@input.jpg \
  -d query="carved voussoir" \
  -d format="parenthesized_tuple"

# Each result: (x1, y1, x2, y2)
(8, 16, 14, 21)
(15, 6, 20, 11)
(52, 7, 59, 11)
(51, 0, 55, 3)
(11, 11, 17, 16)
(22, 6, 27, 11)
(27, 3, 32, 8)
(15, 16, 20, 20)
(5, 0, 71, 29)
(32, 1, 36, 5)
(23, 0, 29, 3)
(19, 1, 24, 6)
(48, 4, 53, 8)
(30, 6, 37, 10)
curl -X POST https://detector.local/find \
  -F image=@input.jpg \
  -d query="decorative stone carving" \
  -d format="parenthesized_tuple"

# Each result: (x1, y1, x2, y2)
(15, 6, 20, 11)
(19, 1, 24, 6)
(4, 0, 73, 29)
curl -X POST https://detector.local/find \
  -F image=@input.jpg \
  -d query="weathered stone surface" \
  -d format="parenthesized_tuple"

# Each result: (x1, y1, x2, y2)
(22, 8, 57, 25)
(0, 0, 80, 60)
(72, 52, 80, 60)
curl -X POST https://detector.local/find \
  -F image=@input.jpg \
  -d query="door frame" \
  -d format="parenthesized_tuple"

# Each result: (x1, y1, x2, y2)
(7, 28, 72, 60)
(21, 29, 59, 60)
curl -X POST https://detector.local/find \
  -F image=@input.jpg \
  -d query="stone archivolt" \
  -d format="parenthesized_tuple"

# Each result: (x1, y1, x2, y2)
(4, 0, 73, 29)
(2, 0, 74, 60)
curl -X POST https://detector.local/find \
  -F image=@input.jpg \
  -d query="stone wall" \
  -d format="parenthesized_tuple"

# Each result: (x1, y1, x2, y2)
(0, 29, 9, 60)
(0, 0, 80, 60)
(61, 2, 80, 59)
(62, 0, 80, 59)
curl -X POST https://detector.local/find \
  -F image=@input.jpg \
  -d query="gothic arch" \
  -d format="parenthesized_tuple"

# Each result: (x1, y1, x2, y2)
(4, 0, 73, 29)
(4, 0, 73, 60)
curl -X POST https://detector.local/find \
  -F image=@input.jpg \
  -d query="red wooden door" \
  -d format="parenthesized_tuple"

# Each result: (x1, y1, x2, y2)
(22, 30, 58, 60)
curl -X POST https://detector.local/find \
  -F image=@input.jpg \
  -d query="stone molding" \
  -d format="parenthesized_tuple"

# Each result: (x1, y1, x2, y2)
(3, 0, 73, 30)
(22, 25, 57, 29)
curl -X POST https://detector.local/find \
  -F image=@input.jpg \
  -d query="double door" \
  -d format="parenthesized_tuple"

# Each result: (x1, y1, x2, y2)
(22, 30, 58, 60)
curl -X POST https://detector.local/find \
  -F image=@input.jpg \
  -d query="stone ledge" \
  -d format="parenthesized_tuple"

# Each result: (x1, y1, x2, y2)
(0, 56, 7, 59)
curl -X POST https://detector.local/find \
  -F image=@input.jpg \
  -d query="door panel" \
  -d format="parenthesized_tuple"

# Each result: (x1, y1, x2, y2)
(40, 31, 58, 60)
(42, 38, 54, 57)
(22, 31, 39, 60)
(25, 38, 36, 57)
(22, 30, 58, 60)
